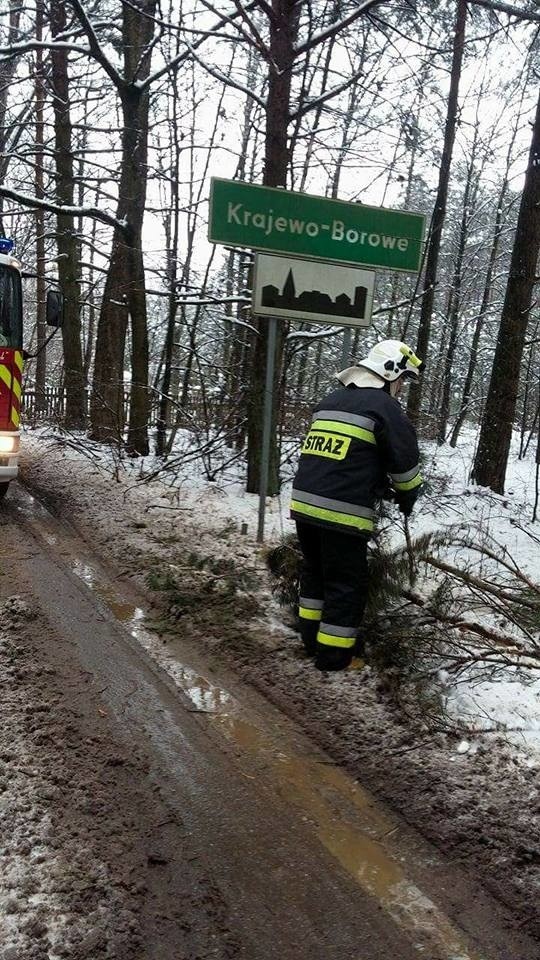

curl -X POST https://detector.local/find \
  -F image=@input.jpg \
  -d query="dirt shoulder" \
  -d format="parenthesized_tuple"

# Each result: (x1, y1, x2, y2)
(0, 520, 243, 959)
(19, 436, 540, 946)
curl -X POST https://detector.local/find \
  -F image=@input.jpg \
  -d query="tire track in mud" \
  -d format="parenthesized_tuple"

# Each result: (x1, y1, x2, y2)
(0, 519, 242, 960)
(1, 498, 423, 960)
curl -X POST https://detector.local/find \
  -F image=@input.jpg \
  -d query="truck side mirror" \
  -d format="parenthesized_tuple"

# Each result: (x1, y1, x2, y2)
(46, 290, 64, 328)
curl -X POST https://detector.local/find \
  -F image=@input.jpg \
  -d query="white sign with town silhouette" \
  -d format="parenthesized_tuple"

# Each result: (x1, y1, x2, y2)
(253, 253, 375, 328)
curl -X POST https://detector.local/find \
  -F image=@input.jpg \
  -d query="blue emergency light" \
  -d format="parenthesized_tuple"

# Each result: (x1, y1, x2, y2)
(0, 238, 14, 254)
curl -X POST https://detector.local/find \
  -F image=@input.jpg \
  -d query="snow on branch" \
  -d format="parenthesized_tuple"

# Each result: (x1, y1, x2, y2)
(144, 287, 251, 304)
(139, 0, 264, 90)
(216, 315, 259, 334)
(65, 0, 124, 88)
(291, 69, 365, 120)
(294, 0, 389, 57)
(0, 39, 92, 61)
(372, 290, 428, 316)
(229, 0, 272, 60)
(287, 326, 343, 342)
(468, 0, 540, 24)
(180, 40, 266, 107)
(0, 187, 127, 232)
(175, 295, 251, 305)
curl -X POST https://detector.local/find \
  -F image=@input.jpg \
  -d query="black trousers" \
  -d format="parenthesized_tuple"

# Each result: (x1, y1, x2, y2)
(296, 521, 370, 666)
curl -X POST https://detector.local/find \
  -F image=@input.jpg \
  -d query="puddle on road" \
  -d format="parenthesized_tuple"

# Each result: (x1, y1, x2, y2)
(70, 561, 233, 713)
(72, 558, 146, 625)
(14, 486, 483, 960)
(213, 714, 483, 960)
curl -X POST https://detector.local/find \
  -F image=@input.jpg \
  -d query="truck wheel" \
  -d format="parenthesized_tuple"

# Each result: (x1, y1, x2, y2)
(0, 482, 9, 500)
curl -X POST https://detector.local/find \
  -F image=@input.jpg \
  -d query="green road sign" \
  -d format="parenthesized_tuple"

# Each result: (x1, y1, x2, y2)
(209, 178, 425, 273)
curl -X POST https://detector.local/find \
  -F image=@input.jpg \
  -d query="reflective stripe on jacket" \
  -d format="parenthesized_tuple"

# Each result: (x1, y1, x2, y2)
(291, 385, 421, 536)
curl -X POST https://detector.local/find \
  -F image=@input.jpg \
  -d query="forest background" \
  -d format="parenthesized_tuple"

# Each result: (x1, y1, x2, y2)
(1, 0, 540, 498)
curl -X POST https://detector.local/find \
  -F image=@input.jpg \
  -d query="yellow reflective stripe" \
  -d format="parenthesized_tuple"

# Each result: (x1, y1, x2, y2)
(14, 352, 24, 373)
(299, 606, 322, 621)
(0, 364, 11, 390)
(291, 499, 374, 532)
(311, 418, 376, 445)
(393, 473, 422, 491)
(317, 630, 356, 650)
(11, 377, 21, 400)
(10, 408, 20, 427)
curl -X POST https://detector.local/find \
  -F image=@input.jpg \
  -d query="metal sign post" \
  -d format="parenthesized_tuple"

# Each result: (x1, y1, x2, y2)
(341, 326, 352, 369)
(256, 315, 278, 543)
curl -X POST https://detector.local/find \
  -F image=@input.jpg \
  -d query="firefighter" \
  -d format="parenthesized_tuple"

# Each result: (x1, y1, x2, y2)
(291, 339, 424, 672)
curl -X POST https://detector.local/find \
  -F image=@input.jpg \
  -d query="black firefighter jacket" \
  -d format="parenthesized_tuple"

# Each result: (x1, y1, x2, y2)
(291, 384, 422, 537)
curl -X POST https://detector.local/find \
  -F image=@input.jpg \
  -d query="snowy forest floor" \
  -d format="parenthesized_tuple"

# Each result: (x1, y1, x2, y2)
(14, 426, 540, 944)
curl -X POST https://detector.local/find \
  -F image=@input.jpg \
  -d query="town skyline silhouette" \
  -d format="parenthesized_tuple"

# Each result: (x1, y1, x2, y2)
(261, 267, 367, 319)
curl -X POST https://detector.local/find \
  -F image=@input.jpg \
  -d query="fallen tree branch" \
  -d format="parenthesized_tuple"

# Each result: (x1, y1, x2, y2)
(420, 553, 540, 612)
(401, 587, 539, 659)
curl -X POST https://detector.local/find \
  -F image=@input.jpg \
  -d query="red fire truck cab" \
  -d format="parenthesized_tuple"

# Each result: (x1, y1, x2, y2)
(0, 239, 62, 500)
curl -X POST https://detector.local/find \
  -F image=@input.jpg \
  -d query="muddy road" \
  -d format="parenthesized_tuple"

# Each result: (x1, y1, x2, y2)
(0, 483, 537, 960)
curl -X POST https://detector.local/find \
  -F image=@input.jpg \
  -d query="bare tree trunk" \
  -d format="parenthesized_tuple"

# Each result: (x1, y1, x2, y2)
(155, 52, 181, 457)
(295, 32, 339, 192)
(472, 86, 540, 492)
(221, 56, 260, 447)
(437, 164, 480, 443)
(50, 0, 86, 428)
(0, 1, 21, 236)
(179, 249, 217, 409)
(82, 201, 99, 385)
(534, 420, 540, 522)
(155, 211, 179, 457)
(246, 0, 300, 494)
(89, 0, 157, 455)
(449, 92, 522, 447)
(519, 333, 537, 458)
(34, 0, 47, 411)
(449, 213, 503, 446)
(407, 0, 467, 423)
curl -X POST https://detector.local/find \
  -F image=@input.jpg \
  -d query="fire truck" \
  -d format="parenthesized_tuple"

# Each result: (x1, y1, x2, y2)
(0, 238, 62, 500)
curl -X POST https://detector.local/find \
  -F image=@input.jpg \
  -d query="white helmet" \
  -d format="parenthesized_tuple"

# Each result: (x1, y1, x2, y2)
(357, 339, 424, 382)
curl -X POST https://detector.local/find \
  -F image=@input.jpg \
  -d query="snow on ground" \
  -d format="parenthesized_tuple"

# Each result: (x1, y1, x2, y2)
(14, 423, 540, 939)
(0, 599, 144, 960)
(419, 437, 540, 748)
(21, 422, 540, 759)
(450, 676, 540, 755)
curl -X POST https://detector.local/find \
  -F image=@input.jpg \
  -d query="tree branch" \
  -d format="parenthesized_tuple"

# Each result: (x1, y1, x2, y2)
(139, 0, 262, 90)
(291, 69, 364, 119)
(65, 0, 124, 87)
(0, 186, 127, 233)
(0, 39, 93, 61)
(294, 0, 390, 57)
(182, 40, 266, 107)
(403, 587, 538, 655)
(230, 0, 273, 59)
(468, 0, 540, 24)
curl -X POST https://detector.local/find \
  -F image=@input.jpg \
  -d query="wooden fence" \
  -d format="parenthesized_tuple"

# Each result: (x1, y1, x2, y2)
(23, 388, 70, 422)
(22, 387, 312, 436)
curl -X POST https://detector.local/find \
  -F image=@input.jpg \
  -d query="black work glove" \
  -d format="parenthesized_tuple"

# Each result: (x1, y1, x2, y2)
(395, 489, 418, 517)
(381, 485, 395, 503)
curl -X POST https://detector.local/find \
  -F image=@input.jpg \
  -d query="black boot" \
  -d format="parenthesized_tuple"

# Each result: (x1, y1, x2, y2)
(354, 630, 366, 658)
(299, 620, 318, 657)
(314, 643, 353, 672)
